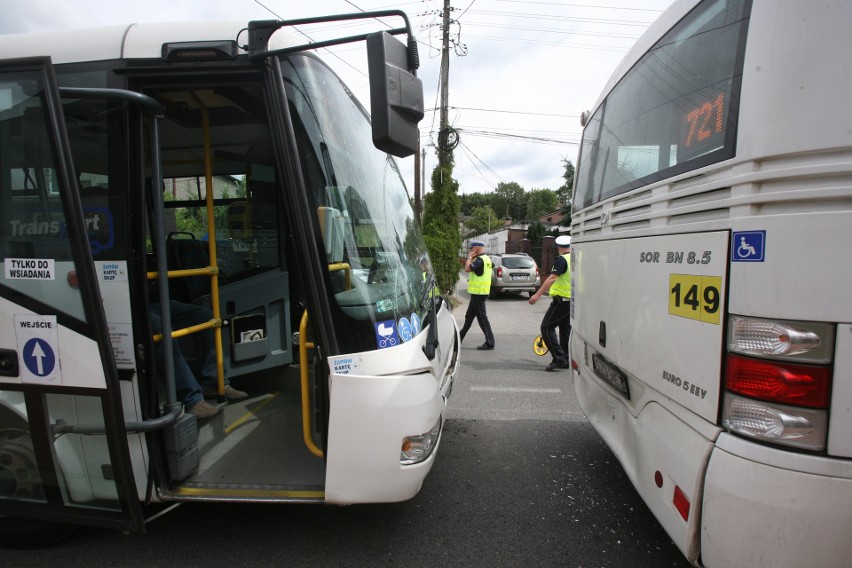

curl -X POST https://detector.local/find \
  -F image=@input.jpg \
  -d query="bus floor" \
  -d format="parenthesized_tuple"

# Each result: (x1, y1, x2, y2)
(163, 364, 326, 502)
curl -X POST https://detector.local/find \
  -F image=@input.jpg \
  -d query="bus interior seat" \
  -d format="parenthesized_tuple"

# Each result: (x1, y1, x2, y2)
(167, 232, 211, 304)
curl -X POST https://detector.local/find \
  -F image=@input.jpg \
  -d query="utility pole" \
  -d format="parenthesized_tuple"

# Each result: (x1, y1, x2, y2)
(414, 137, 421, 219)
(439, 0, 451, 166)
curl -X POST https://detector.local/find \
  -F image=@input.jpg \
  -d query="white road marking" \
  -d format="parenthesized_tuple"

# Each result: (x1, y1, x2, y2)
(470, 386, 562, 394)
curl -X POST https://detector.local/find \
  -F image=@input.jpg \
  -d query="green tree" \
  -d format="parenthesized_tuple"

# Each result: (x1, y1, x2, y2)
(527, 220, 560, 244)
(557, 159, 574, 204)
(557, 159, 575, 226)
(422, 149, 462, 296)
(493, 181, 525, 220)
(526, 188, 559, 221)
(464, 205, 498, 237)
(460, 192, 492, 216)
(526, 220, 547, 244)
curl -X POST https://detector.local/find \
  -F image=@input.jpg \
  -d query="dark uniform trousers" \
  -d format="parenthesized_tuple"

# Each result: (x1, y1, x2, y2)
(459, 293, 495, 347)
(541, 295, 571, 365)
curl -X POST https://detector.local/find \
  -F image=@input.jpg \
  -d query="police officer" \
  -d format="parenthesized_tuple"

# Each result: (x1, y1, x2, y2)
(529, 235, 571, 371)
(420, 254, 440, 299)
(459, 240, 495, 350)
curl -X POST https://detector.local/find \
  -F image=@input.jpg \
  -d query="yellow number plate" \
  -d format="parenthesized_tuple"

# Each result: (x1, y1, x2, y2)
(668, 274, 722, 324)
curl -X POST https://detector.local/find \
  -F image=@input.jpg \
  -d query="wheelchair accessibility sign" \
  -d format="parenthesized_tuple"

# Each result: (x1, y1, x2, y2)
(732, 230, 766, 262)
(14, 314, 61, 384)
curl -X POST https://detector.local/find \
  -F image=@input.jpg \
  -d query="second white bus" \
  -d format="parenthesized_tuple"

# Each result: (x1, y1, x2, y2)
(570, 0, 852, 566)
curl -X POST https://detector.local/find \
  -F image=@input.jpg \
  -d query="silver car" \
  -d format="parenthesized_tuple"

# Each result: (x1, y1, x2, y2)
(489, 253, 540, 298)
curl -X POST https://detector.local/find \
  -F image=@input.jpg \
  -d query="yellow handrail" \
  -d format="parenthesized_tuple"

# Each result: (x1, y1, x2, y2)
(151, 316, 222, 344)
(148, 92, 227, 395)
(299, 310, 323, 457)
(192, 92, 226, 400)
(327, 262, 351, 290)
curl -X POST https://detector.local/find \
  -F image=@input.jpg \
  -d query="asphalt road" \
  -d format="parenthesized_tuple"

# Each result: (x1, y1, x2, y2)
(3, 282, 691, 568)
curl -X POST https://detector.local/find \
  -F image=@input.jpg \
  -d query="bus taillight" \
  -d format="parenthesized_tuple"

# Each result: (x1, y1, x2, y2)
(722, 315, 834, 451)
(725, 355, 831, 408)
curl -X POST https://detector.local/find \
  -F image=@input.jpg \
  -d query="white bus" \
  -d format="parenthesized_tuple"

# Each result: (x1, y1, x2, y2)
(569, 0, 851, 566)
(0, 12, 459, 546)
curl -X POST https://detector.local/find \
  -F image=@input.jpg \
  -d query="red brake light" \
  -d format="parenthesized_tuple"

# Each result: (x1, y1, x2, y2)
(496, 267, 503, 277)
(725, 354, 831, 408)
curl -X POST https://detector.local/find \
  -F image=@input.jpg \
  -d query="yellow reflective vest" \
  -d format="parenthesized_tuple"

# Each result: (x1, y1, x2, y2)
(467, 255, 493, 295)
(423, 271, 440, 298)
(549, 253, 571, 299)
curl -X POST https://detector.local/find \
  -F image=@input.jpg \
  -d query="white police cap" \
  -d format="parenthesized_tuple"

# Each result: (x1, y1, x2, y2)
(555, 236, 571, 247)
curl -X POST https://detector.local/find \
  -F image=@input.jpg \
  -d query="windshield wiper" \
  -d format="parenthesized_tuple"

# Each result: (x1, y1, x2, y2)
(422, 274, 440, 360)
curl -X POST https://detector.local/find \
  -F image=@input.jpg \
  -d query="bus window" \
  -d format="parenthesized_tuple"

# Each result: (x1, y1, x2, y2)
(574, 0, 745, 209)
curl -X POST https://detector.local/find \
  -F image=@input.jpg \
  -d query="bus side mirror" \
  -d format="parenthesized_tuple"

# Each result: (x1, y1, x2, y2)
(366, 31, 424, 158)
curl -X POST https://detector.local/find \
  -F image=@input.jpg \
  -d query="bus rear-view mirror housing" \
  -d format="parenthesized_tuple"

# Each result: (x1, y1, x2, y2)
(366, 32, 424, 158)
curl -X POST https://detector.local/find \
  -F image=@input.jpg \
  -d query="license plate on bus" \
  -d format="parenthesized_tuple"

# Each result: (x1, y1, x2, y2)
(592, 354, 630, 399)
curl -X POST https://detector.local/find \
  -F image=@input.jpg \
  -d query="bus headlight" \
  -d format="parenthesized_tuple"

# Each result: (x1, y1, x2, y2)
(400, 417, 442, 465)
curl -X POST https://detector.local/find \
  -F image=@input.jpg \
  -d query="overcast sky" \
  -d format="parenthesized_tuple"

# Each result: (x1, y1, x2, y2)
(1, 0, 675, 197)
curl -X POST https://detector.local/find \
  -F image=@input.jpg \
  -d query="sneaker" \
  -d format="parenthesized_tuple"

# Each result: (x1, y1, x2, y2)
(545, 361, 562, 372)
(476, 343, 494, 350)
(203, 385, 248, 401)
(187, 400, 220, 419)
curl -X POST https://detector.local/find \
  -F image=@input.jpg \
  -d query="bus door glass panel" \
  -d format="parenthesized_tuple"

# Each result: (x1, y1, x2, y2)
(46, 393, 121, 510)
(153, 82, 282, 281)
(0, 391, 121, 512)
(280, 55, 432, 354)
(0, 60, 139, 527)
(151, 81, 287, 369)
(0, 69, 83, 320)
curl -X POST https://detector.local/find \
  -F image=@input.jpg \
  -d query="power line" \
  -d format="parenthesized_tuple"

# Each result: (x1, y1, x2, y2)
(458, 0, 478, 19)
(461, 33, 628, 52)
(467, 9, 658, 27)
(459, 139, 505, 187)
(462, 20, 641, 40)
(494, 0, 666, 13)
(458, 129, 580, 146)
(423, 105, 579, 118)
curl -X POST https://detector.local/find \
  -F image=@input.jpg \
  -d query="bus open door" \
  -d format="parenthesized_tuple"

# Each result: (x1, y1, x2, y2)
(0, 58, 147, 545)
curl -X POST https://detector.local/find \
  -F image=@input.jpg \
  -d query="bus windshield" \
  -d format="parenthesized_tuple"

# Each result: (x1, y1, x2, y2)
(281, 54, 431, 353)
